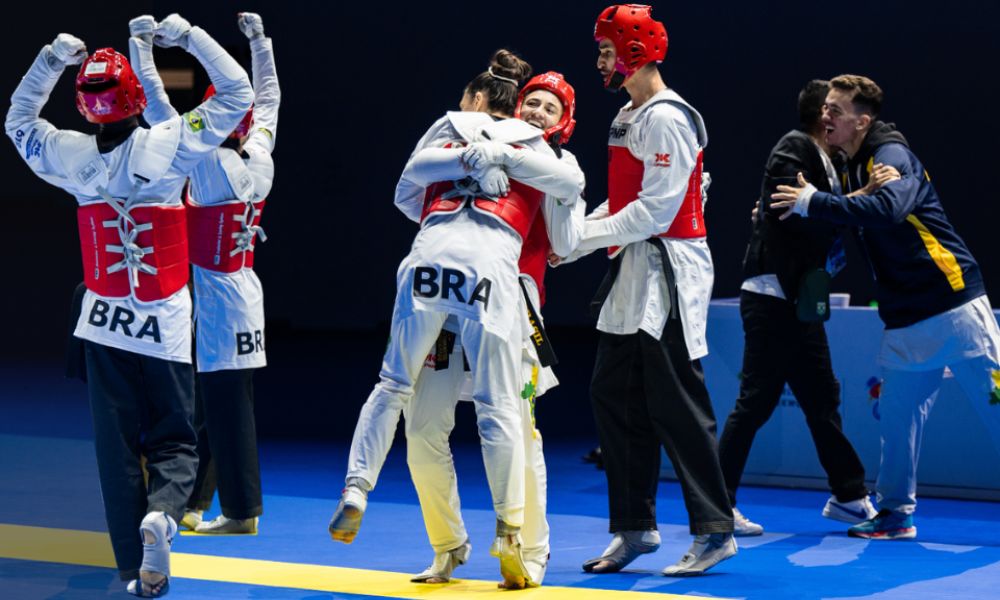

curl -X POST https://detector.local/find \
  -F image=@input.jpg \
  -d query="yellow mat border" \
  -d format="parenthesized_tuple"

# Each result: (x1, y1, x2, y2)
(0, 523, 719, 599)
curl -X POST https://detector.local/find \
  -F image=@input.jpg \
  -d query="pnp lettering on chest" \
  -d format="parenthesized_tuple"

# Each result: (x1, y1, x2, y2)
(608, 126, 628, 140)
(413, 266, 492, 312)
(87, 300, 161, 343)
(237, 330, 265, 355)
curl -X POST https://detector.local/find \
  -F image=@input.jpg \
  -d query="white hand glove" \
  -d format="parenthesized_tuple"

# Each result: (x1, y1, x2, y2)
(238, 12, 265, 40)
(129, 16, 156, 44)
(50, 33, 87, 66)
(460, 142, 511, 171)
(474, 165, 510, 199)
(154, 13, 192, 49)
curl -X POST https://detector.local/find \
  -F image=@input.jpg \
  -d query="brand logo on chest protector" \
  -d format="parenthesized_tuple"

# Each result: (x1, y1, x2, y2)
(87, 300, 161, 344)
(413, 266, 492, 312)
(608, 125, 629, 140)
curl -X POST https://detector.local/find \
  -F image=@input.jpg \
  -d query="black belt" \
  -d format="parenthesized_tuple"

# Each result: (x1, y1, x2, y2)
(519, 278, 558, 367)
(589, 239, 679, 320)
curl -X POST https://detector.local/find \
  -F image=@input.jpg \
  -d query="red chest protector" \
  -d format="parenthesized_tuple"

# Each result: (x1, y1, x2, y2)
(421, 179, 544, 242)
(186, 192, 267, 272)
(77, 202, 189, 302)
(607, 142, 705, 256)
(518, 214, 550, 307)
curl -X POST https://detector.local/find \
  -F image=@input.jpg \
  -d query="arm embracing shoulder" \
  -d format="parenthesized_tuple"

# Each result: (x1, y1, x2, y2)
(809, 144, 920, 227)
(500, 143, 584, 200)
(394, 116, 458, 220)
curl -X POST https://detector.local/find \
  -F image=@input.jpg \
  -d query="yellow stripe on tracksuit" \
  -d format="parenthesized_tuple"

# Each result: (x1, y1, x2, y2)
(905, 214, 965, 291)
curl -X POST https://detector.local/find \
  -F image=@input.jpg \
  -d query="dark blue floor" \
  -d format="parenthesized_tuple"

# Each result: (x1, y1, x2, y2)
(2, 362, 1000, 599)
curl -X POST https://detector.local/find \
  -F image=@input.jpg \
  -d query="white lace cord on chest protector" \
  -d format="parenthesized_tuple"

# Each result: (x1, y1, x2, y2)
(439, 177, 498, 203)
(230, 200, 267, 258)
(96, 178, 157, 289)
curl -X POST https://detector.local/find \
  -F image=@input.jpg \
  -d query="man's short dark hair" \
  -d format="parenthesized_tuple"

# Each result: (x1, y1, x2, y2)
(798, 79, 830, 129)
(830, 74, 883, 116)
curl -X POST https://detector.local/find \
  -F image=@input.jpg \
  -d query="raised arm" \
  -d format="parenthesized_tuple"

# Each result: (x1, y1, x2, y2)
(5, 34, 87, 184)
(152, 14, 252, 165)
(240, 13, 280, 156)
(127, 16, 178, 126)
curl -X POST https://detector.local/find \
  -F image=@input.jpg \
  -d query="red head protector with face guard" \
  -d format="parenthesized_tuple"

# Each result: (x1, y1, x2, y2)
(75, 48, 147, 124)
(515, 71, 577, 145)
(203, 85, 254, 139)
(594, 4, 668, 91)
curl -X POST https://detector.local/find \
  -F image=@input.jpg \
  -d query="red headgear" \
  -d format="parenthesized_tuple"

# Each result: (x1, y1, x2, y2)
(75, 48, 147, 124)
(594, 4, 667, 90)
(203, 85, 254, 139)
(515, 71, 577, 145)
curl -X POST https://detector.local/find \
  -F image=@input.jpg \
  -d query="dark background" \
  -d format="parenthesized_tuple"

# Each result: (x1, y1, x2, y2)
(3, 1, 998, 440)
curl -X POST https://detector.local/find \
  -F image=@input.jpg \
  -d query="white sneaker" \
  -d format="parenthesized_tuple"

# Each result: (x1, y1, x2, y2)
(733, 507, 764, 537)
(328, 485, 368, 544)
(822, 495, 878, 524)
(662, 533, 737, 577)
(411, 540, 471, 583)
(179, 510, 202, 531)
(195, 515, 258, 534)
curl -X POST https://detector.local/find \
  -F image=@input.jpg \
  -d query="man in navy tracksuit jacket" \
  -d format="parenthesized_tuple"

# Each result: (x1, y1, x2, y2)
(772, 74, 1000, 541)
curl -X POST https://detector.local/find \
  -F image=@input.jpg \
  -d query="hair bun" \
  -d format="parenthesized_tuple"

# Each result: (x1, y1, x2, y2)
(490, 49, 532, 84)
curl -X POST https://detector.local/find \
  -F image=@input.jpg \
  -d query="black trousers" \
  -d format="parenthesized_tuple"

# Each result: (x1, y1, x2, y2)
(718, 291, 868, 506)
(186, 384, 217, 512)
(590, 316, 733, 535)
(83, 341, 197, 580)
(186, 369, 262, 519)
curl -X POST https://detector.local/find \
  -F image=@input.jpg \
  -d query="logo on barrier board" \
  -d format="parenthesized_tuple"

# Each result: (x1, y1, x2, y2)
(866, 376, 882, 420)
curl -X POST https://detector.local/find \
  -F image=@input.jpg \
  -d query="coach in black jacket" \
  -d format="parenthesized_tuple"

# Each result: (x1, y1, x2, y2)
(718, 80, 874, 536)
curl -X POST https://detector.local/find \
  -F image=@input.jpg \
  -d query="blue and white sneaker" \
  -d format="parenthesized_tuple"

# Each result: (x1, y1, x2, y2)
(822, 495, 878, 524)
(847, 509, 916, 540)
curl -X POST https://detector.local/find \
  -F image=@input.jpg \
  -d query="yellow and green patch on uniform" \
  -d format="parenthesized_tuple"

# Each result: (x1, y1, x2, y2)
(185, 111, 205, 133)
(990, 369, 1000, 406)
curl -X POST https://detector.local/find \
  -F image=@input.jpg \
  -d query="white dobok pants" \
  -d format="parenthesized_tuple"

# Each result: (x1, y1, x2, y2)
(346, 308, 526, 527)
(404, 333, 549, 564)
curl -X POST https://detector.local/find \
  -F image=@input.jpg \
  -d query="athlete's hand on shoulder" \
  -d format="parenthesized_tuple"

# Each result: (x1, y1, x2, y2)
(129, 16, 156, 44)
(154, 13, 192, 49)
(238, 12, 265, 40)
(49, 34, 87, 66)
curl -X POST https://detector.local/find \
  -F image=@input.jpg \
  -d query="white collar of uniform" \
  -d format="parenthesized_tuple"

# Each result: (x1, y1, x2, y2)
(622, 88, 707, 148)
(446, 111, 542, 145)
